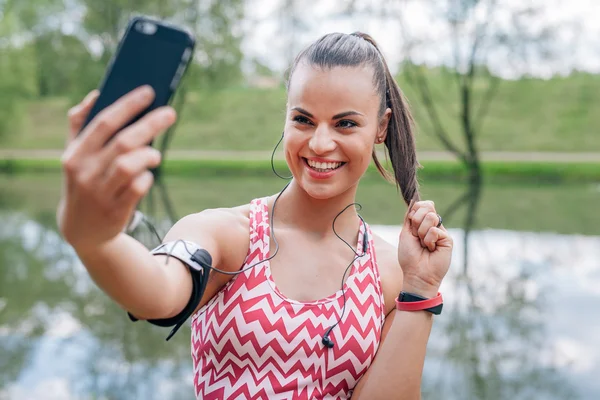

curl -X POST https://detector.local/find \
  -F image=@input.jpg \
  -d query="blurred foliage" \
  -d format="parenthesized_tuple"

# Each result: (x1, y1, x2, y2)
(0, 0, 597, 154)
(0, 45, 37, 139)
(0, 0, 245, 138)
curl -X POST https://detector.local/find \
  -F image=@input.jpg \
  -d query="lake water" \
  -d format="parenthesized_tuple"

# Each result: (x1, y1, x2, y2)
(1, 173, 599, 399)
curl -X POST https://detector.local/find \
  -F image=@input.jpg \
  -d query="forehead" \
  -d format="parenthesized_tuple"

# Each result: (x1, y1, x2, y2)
(287, 62, 380, 113)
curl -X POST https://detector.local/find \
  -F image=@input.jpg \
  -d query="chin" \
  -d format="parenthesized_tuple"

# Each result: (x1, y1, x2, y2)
(302, 183, 340, 200)
(296, 176, 358, 201)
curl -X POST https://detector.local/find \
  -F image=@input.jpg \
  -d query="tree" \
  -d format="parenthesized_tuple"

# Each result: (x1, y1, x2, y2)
(393, 0, 557, 272)
(34, 32, 100, 97)
(0, 0, 50, 139)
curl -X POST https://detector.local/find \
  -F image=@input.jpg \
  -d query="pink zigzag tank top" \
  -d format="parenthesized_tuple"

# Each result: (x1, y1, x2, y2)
(191, 197, 386, 399)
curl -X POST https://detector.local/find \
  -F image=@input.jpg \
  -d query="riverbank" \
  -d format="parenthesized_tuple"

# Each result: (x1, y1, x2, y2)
(2, 149, 600, 163)
(1, 155, 599, 184)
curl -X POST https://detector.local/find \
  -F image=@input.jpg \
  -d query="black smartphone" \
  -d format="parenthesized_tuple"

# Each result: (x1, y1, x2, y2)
(80, 16, 195, 141)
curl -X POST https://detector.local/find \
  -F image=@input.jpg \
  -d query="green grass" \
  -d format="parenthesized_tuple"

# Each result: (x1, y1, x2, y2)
(2, 172, 599, 236)
(2, 158, 599, 184)
(3, 71, 600, 152)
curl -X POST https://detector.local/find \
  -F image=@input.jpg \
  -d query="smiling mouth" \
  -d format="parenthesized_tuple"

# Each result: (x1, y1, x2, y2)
(303, 158, 346, 172)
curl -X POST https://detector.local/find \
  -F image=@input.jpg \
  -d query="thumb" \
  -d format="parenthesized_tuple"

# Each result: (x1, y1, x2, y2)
(67, 90, 99, 143)
(401, 198, 416, 235)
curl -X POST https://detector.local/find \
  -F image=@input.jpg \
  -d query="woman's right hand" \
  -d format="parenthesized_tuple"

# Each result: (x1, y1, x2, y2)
(57, 86, 176, 253)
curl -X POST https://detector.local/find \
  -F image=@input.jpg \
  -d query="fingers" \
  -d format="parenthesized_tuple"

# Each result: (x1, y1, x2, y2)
(423, 227, 453, 252)
(117, 170, 155, 209)
(67, 90, 99, 142)
(418, 212, 441, 247)
(408, 201, 436, 236)
(406, 200, 447, 250)
(103, 147, 162, 198)
(99, 106, 176, 163)
(78, 85, 156, 152)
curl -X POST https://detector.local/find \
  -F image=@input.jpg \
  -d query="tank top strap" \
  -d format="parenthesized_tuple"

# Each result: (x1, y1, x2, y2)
(246, 197, 271, 269)
(363, 222, 386, 326)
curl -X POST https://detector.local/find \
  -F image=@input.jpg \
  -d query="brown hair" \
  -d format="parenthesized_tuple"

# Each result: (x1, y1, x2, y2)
(286, 32, 420, 205)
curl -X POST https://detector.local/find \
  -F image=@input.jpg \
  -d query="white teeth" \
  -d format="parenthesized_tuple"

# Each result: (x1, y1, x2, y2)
(306, 159, 342, 171)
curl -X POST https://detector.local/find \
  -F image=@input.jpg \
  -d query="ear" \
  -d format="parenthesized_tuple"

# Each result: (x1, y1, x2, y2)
(375, 108, 392, 144)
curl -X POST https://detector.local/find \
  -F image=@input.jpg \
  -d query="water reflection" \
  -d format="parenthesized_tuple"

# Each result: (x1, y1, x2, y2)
(441, 175, 482, 274)
(1, 174, 599, 399)
(0, 213, 195, 399)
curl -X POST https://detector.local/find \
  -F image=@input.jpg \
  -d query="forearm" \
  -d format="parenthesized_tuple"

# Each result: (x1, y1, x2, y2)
(353, 279, 439, 400)
(355, 310, 433, 400)
(75, 233, 191, 319)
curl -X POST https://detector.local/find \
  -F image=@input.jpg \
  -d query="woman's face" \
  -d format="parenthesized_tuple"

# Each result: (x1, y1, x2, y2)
(284, 62, 390, 200)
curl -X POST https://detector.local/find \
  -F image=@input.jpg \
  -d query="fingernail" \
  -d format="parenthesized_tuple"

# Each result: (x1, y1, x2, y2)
(139, 85, 154, 99)
(86, 89, 99, 102)
(67, 105, 80, 117)
(82, 92, 94, 105)
(161, 108, 175, 123)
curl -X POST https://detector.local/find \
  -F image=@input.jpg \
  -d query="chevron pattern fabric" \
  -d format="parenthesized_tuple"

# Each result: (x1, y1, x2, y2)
(191, 197, 386, 399)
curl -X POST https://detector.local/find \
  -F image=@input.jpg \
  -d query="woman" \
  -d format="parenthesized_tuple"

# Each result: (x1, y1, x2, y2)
(57, 32, 453, 399)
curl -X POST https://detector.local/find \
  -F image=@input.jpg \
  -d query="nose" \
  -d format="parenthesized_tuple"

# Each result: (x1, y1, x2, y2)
(308, 125, 336, 155)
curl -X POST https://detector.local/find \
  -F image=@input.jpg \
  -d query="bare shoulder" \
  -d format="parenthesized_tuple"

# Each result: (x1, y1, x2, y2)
(372, 233, 403, 314)
(167, 204, 250, 237)
(171, 204, 249, 229)
(164, 204, 251, 273)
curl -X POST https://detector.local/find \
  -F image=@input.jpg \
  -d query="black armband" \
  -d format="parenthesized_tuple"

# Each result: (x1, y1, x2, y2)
(128, 241, 212, 341)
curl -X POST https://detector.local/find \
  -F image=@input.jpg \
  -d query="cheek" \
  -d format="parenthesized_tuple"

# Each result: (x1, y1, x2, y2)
(283, 132, 298, 152)
(282, 133, 303, 164)
(350, 139, 374, 169)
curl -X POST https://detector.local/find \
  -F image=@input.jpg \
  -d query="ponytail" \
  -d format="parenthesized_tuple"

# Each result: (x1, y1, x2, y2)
(352, 32, 421, 205)
(380, 66, 421, 205)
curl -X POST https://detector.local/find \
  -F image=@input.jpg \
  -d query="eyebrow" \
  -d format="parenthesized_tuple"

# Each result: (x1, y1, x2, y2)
(292, 107, 364, 120)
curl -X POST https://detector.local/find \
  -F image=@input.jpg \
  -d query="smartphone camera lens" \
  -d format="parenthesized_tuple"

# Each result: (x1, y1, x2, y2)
(136, 21, 157, 35)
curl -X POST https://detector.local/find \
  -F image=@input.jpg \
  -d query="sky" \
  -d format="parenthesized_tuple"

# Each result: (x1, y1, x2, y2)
(56, 0, 600, 80)
(239, 0, 600, 79)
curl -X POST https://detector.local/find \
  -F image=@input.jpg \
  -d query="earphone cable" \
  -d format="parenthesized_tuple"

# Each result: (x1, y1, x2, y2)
(271, 132, 293, 180)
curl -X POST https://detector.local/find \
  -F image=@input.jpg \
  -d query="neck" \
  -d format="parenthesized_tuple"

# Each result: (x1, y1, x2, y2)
(272, 180, 362, 240)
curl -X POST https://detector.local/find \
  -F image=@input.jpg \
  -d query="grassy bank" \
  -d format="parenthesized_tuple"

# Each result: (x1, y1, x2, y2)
(2, 71, 599, 152)
(2, 171, 599, 236)
(1, 158, 599, 184)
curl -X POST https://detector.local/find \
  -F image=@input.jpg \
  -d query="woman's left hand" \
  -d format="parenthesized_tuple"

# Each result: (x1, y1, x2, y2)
(397, 200, 453, 298)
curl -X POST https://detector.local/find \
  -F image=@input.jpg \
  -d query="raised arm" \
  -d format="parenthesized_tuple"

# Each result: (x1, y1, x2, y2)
(72, 209, 249, 321)
(351, 201, 453, 400)
(57, 87, 248, 323)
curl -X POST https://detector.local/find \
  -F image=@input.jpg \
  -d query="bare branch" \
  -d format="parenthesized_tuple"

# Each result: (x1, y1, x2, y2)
(404, 64, 468, 162)
(465, 0, 497, 94)
(397, 3, 468, 163)
(473, 74, 500, 134)
(451, 18, 465, 90)
(460, 0, 498, 152)
(442, 189, 470, 223)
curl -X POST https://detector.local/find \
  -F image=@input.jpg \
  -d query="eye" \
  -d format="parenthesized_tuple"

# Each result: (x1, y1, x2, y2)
(292, 115, 312, 125)
(337, 119, 358, 129)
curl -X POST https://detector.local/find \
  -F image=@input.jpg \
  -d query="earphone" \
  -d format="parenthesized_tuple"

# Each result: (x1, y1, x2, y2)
(271, 131, 292, 180)
(321, 215, 369, 349)
(130, 131, 371, 348)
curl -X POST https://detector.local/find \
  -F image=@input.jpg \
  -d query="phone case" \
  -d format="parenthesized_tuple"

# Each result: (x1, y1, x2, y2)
(80, 16, 196, 138)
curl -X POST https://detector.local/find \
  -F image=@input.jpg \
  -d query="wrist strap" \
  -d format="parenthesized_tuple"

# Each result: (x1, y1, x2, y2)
(396, 291, 443, 315)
